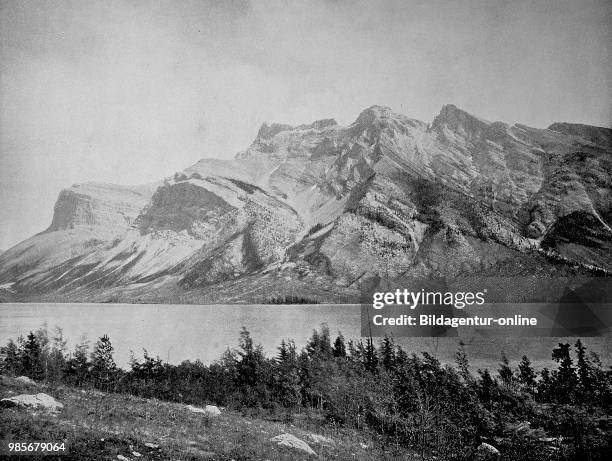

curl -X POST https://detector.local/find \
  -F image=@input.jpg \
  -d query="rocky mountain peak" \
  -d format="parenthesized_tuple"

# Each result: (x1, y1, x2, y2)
(297, 118, 338, 130)
(256, 122, 294, 140)
(256, 118, 339, 141)
(430, 104, 492, 142)
(354, 105, 393, 125)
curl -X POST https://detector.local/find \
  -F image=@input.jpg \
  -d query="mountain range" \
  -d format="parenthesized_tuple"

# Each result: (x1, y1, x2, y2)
(1, 104, 610, 303)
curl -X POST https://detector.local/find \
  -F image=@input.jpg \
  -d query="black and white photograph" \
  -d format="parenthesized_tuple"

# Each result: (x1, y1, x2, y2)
(0, 1, 611, 459)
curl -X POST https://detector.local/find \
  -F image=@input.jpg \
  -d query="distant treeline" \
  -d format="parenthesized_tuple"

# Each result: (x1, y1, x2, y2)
(1, 326, 611, 460)
(265, 295, 319, 304)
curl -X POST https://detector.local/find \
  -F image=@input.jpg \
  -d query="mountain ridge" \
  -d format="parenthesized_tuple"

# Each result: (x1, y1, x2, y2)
(1, 104, 610, 303)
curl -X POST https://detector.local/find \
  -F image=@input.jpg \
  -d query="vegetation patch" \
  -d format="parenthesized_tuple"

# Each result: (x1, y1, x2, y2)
(1, 325, 610, 460)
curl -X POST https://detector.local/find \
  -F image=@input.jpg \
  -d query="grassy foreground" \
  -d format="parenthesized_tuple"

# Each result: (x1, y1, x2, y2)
(0, 375, 416, 460)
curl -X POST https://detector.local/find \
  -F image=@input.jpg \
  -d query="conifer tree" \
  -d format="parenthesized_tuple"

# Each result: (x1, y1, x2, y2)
(478, 368, 497, 406)
(575, 339, 592, 397)
(235, 327, 270, 406)
(395, 344, 408, 367)
(306, 324, 332, 359)
(275, 339, 300, 407)
(66, 336, 90, 386)
(586, 350, 612, 405)
(380, 336, 396, 371)
(455, 341, 472, 384)
(47, 327, 67, 382)
(22, 331, 43, 379)
(498, 352, 514, 385)
(517, 355, 536, 390)
(0, 339, 23, 375)
(364, 337, 378, 373)
(277, 339, 289, 363)
(91, 334, 117, 390)
(236, 327, 265, 388)
(347, 340, 363, 363)
(551, 342, 577, 403)
(537, 367, 553, 401)
(332, 334, 347, 358)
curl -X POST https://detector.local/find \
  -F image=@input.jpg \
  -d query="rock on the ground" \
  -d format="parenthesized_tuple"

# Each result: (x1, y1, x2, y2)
(0, 393, 63, 412)
(15, 376, 37, 386)
(144, 443, 159, 449)
(477, 442, 500, 459)
(117, 455, 130, 461)
(204, 404, 221, 416)
(186, 404, 221, 416)
(305, 433, 334, 446)
(270, 433, 317, 456)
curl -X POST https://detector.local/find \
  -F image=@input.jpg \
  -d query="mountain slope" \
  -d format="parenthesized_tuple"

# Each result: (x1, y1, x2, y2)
(1, 105, 610, 302)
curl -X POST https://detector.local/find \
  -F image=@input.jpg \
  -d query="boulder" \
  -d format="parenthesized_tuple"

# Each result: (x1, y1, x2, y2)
(477, 442, 500, 460)
(186, 404, 221, 416)
(1, 393, 63, 412)
(270, 434, 317, 456)
(15, 376, 37, 386)
(204, 404, 221, 416)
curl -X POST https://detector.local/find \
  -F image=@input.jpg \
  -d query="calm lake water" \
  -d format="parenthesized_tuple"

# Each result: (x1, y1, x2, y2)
(1, 303, 610, 370)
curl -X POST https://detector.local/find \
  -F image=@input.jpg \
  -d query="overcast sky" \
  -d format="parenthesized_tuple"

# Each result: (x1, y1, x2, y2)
(1, 0, 610, 249)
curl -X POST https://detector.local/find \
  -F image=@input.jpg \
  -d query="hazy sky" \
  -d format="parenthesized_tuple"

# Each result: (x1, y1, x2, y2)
(1, 0, 610, 249)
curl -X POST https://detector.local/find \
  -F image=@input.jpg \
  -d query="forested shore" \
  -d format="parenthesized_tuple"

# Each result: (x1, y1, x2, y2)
(2, 325, 611, 460)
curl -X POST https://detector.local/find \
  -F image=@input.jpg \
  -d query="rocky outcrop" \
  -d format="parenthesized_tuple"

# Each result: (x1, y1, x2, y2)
(137, 181, 236, 237)
(48, 183, 153, 232)
(257, 122, 294, 140)
(15, 376, 37, 386)
(0, 104, 609, 302)
(1, 393, 63, 412)
(270, 433, 317, 456)
(186, 404, 221, 416)
(476, 442, 501, 460)
(431, 103, 491, 143)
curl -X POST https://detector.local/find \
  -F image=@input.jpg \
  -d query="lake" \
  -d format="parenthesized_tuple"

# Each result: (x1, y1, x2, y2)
(1, 303, 610, 370)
